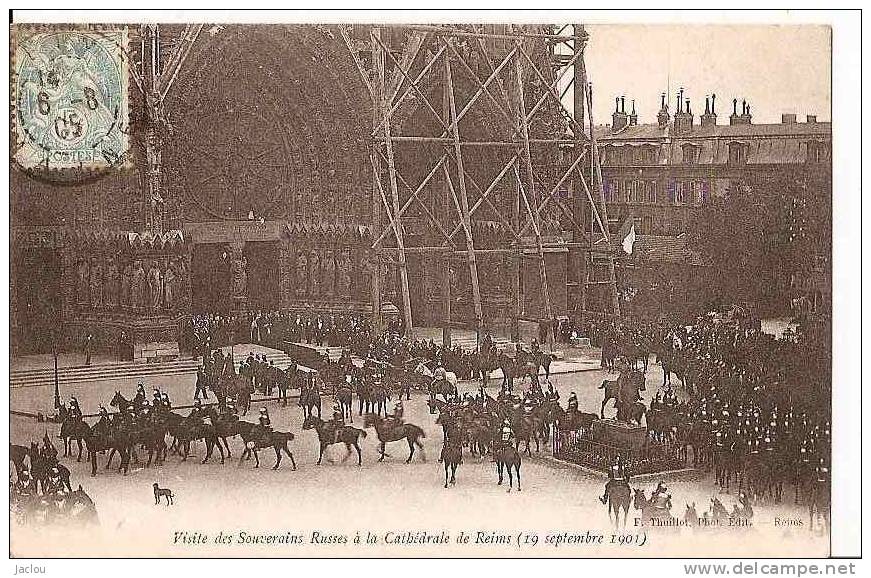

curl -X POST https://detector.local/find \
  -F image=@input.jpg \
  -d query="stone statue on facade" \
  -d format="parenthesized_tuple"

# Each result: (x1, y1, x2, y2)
(337, 251, 352, 298)
(105, 258, 118, 308)
(295, 252, 308, 297)
(323, 250, 335, 297)
(90, 258, 103, 309)
(132, 260, 146, 310)
(173, 257, 189, 308)
(164, 263, 177, 311)
(120, 262, 132, 308)
(309, 251, 320, 296)
(77, 258, 90, 306)
(233, 256, 248, 297)
(147, 261, 162, 311)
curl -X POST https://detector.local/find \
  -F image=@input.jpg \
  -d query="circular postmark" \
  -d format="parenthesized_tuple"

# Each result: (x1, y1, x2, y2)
(11, 27, 131, 183)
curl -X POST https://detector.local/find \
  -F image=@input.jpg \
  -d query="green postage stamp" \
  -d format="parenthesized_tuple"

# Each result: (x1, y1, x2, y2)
(11, 26, 130, 173)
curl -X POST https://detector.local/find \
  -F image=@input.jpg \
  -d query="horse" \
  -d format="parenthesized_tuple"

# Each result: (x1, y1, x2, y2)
(363, 413, 425, 463)
(10, 443, 29, 478)
(807, 478, 830, 535)
(335, 385, 354, 422)
(616, 400, 647, 425)
(84, 423, 132, 477)
(301, 415, 367, 466)
(59, 416, 91, 462)
(497, 354, 537, 389)
(598, 370, 645, 419)
(110, 391, 133, 413)
(167, 415, 224, 464)
(64, 485, 99, 526)
(646, 407, 678, 443)
(709, 497, 729, 523)
(552, 406, 598, 436)
(713, 441, 741, 493)
(603, 481, 632, 529)
(441, 441, 463, 488)
(517, 350, 557, 380)
(511, 413, 544, 456)
(27, 442, 72, 494)
(619, 341, 650, 372)
(128, 420, 170, 467)
(369, 384, 390, 417)
(493, 443, 522, 492)
(428, 379, 458, 403)
(730, 492, 754, 521)
(299, 385, 322, 419)
(633, 488, 673, 523)
(216, 373, 253, 415)
(235, 421, 297, 470)
(684, 503, 699, 527)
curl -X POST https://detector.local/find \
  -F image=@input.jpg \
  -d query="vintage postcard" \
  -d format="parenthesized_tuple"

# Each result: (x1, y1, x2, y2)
(7, 11, 859, 562)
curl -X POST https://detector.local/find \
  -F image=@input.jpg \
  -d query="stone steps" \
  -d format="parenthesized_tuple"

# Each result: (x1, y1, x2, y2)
(10, 351, 302, 389)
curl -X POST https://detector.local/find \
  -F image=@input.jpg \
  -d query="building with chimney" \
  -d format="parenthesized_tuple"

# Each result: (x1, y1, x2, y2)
(584, 91, 831, 318)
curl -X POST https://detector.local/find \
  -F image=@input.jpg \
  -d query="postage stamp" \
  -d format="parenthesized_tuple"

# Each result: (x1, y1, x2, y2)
(11, 26, 130, 174)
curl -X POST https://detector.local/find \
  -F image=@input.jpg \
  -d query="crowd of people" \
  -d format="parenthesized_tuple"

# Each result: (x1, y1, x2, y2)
(588, 314, 832, 503)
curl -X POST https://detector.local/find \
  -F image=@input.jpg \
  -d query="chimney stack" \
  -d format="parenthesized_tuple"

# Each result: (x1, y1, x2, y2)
(741, 101, 752, 124)
(611, 95, 629, 132)
(673, 89, 693, 134)
(781, 113, 797, 124)
(657, 92, 670, 129)
(806, 114, 817, 123)
(730, 97, 751, 125)
(628, 99, 638, 126)
(700, 93, 717, 127)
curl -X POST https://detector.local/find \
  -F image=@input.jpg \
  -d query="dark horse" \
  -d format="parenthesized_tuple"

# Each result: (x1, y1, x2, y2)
(363, 413, 426, 463)
(28, 442, 73, 494)
(235, 421, 297, 470)
(10, 443, 29, 477)
(517, 350, 556, 380)
(494, 443, 522, 492)
(302, 415, 367, 466)
(335, 384, 354, 422)
(299, 384, 322, 419)
(603, 480, 632, 529)
(60, 416, 91, 461)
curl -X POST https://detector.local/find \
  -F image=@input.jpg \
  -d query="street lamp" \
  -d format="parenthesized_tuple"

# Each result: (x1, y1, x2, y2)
(53, 340, 60, 411)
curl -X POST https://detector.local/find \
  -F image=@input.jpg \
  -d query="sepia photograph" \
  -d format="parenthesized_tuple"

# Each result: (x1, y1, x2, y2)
(5, 9, 860, 563)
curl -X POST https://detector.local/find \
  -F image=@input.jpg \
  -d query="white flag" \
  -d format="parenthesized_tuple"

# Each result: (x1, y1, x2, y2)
(622, 223, 636, 255)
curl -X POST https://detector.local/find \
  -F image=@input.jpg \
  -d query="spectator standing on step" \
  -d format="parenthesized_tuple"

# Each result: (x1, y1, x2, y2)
(84, 332, 93, 366)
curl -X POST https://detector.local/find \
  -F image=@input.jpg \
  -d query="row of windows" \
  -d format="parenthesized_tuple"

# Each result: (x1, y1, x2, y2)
(603, 140, 829, 166)
(602, 145, 658, 166)
(603, 179, 709, 205)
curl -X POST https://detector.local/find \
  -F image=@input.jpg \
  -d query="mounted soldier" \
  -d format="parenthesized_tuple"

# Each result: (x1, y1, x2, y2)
(94, 405, 111, 434)
(599, 454, 630, 504)
(391, 399, 404, 423)
(650, 481, 672, 511)
(253, 407, 272, 447)
(68, 396, 82, 422)
(133, 383, 147, 412)
(498, 418, 515, 451)
(522, 392, 536, 417)
(545, 381, 559, 402)
(188, 399, 205, 420)
(567, 391, 579, 415)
